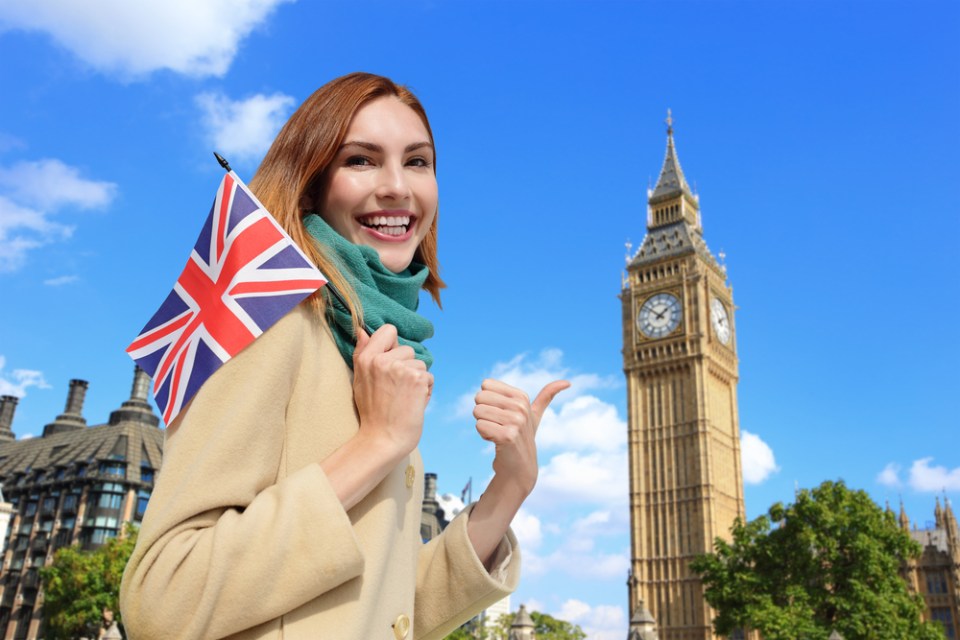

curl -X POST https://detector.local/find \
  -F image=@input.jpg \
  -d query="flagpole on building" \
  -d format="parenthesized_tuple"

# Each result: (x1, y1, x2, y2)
(213, 152, 374, 338)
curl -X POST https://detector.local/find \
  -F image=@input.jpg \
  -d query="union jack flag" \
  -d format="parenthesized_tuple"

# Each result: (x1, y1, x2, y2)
(127, 171, 328, 425)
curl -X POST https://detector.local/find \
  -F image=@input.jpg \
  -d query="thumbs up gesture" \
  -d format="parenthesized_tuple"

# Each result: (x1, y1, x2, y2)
(473, 378, 570, 497)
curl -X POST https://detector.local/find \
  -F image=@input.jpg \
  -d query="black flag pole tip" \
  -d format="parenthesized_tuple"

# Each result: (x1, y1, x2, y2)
(213, 152, 232, 172)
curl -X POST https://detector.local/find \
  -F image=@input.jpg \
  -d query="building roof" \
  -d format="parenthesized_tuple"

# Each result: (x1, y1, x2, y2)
(629, 220, 723, 274)
(0, 367, 163, 488)
(0, 421, 163, 486)
(911, 527, 950, 554)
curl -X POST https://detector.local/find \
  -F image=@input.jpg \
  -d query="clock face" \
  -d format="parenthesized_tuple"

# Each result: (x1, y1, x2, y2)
(710, 297, 731, 345)
(638, 293, 682, 339)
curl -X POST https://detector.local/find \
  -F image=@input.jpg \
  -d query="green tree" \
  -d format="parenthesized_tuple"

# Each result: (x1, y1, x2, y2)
(690, 480, 944, 640)
(39, 525, 138, 640)
(484, 610, 586, 640)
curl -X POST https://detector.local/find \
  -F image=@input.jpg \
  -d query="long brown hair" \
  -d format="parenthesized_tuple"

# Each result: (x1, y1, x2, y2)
(249, 72, 445, 336)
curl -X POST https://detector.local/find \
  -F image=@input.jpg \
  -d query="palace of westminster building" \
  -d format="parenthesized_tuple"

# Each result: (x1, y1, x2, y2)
(0, 119, 955, 640)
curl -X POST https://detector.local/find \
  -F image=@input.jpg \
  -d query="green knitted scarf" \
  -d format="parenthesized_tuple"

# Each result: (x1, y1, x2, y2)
(303, 213, 434, 370)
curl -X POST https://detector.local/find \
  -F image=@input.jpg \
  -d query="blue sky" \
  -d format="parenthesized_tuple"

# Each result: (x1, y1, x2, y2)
(1, 1, 958, 637)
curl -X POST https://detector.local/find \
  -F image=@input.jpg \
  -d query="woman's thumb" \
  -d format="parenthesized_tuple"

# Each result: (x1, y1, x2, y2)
(531, 380, 571, 423)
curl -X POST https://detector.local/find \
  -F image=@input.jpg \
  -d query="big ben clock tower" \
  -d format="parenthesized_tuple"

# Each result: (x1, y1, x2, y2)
(623, 112, 745, 640)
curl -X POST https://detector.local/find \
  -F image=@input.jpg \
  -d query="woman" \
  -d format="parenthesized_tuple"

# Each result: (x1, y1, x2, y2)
(120, 72, 568, 640)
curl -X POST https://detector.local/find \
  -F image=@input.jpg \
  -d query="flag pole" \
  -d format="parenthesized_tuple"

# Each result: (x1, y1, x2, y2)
(213, 152, 374, 338)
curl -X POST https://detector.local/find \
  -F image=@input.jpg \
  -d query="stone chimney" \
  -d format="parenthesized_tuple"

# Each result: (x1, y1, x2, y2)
(424, 472, 438, 502)
(0, 395, 18, 441)
(109, 366, 159, 427)
(65, 378, 87, 415)
(42, 379, 88, 437)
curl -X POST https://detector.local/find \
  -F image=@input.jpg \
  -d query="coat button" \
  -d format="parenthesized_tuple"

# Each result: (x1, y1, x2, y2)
(393, 613, 410, 639)
(405, 465, 416, 488)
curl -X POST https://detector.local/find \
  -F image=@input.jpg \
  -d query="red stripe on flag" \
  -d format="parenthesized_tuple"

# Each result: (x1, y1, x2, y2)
(216, 174, 234, 263)
(164, 349, 189, 424)
(229, 279, 327, 296)
(126, 313, 192, 353)
(178, 259, 255, 357)
(154, 314, 202, 393)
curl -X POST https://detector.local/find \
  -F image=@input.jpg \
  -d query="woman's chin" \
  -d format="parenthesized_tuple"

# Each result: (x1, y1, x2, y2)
(375, 249, 415, 273)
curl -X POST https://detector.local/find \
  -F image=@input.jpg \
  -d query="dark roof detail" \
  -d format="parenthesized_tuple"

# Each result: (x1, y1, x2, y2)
(629, 221, 722, 274)
(0, 422, 163, 485)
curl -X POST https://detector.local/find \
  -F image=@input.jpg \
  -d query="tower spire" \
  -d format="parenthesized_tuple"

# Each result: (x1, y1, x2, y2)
(646, 110, 700, 232)
(651, 108, 694, 202)
(899, 498, 910, 532)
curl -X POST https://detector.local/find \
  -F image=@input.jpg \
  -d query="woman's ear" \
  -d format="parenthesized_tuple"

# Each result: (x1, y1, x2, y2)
(298, 193, 314, 212)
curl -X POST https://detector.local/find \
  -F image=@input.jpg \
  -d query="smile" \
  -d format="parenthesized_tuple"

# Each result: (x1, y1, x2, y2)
(357, 212, 415, 239)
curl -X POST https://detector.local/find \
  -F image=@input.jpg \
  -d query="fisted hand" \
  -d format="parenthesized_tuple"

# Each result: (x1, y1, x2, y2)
(353, 325, 433, 458)
(473, 378, 570, 497)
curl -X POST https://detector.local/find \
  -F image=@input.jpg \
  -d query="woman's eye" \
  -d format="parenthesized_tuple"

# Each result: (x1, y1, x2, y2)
(406, 157, 432, 168)
(345, 156, 372, 167)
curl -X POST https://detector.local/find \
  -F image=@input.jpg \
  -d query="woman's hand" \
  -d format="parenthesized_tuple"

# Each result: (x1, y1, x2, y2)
(468, 378, 569, 570)
(473, 379, 570, 496)
(321, 324, 432, 511)
(352, 324, 433, 458)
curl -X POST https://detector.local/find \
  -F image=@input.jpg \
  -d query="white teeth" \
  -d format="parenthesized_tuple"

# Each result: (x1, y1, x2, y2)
(360, 215, 412, 233)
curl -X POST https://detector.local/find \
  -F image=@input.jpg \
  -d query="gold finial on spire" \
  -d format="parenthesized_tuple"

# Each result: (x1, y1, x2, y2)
(665, 108, 674, 136)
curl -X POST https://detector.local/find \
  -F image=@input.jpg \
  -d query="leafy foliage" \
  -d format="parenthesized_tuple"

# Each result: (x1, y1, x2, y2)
(39, 525, 138, 640)
(690, 480, 944, 640)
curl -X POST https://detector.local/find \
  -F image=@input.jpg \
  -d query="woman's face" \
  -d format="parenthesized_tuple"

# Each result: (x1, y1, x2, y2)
(320, 96, 437, 273)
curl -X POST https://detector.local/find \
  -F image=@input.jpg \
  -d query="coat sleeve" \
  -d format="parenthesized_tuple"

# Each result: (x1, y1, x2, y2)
(414, 505, 521, 640)
(119, 307, 365, 640)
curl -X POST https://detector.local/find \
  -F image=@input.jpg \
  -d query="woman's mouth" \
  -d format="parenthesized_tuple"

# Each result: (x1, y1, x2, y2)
(357, 213, 414, 239)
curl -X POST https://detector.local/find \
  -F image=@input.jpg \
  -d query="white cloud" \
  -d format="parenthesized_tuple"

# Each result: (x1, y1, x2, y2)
(0, 356, 50, 398)
(0, 159, 116, 210)
(877, 462, 902, 488)
(534, 450, 628, 509)
(554, 599, 626, 640)
(196, 92, 296, 163)
(538, 395, 626, 452)
(525, 545, 629, 581)
(0, 160, 115, 271)
(510, 508, 543, 551)
(741, 430, 778, 485)
(43, 275, 79, 286)
(521, 509, 630, 581)
(523, 598, 544, 615)
(435, 493, 464, 523)
(0, 0, 292, 78)
(908, 458, 960, 492)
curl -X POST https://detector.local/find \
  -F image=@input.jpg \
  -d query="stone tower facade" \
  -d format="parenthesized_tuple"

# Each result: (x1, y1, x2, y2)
(622, 113, 745, 639)
(899, 499, 960, 637)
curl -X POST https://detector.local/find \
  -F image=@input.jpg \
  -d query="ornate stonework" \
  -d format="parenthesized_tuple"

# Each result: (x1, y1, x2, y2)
(622, 115, 746, 639)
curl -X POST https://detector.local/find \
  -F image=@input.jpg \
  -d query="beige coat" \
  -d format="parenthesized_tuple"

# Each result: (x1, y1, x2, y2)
(119, 305, 519, 640)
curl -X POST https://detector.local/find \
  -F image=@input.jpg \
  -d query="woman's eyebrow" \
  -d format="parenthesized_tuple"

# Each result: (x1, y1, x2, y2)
(339, 140, 434, 154)
(404, 141, 434, 154)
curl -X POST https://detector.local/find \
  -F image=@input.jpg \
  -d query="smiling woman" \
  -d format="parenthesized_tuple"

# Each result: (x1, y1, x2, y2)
(316, 98, 438, 273)
(118, 72, 568, 640)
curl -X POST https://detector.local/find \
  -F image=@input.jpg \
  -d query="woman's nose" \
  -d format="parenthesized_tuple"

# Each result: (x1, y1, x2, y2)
(375, 162, 411, 201)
